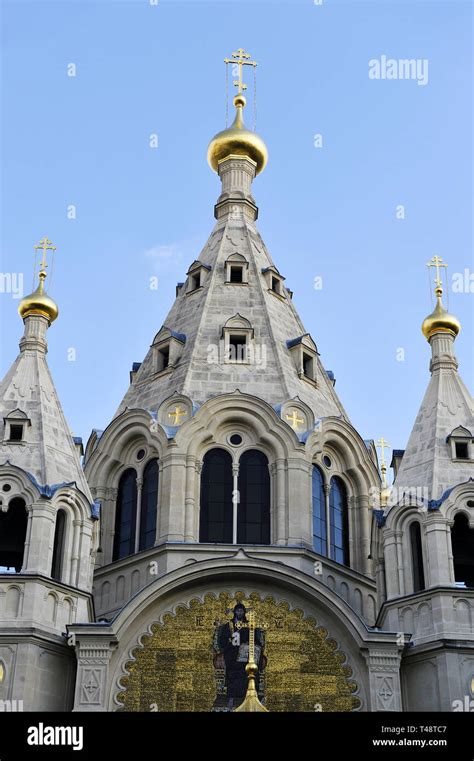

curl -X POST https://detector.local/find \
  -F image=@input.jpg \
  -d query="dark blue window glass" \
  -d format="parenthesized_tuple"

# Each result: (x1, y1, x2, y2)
(140, 459, 159, 551)
(113, 469, 137, 560)
(329, 476, 349, 565)
(312, 466, 327, 556)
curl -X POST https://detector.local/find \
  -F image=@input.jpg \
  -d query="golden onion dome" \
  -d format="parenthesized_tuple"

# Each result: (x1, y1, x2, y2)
(421, 287, 460, 341)
(207, 94, 268, 175)
(18, 274, 58, 324)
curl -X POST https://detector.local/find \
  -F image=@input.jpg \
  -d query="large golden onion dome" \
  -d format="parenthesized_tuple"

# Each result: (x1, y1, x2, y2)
(207, 94, 268, 175)
(421, 286, 460, 341)
(19, 273, 59, 324)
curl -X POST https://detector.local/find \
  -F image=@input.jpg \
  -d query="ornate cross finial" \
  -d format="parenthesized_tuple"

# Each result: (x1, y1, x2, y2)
(34, 237, 56, 277)
(286, 409, 304, 431)
(426, 255, 448, 290)
(376, 437, 391, 489)
(224, 48, 257, 96)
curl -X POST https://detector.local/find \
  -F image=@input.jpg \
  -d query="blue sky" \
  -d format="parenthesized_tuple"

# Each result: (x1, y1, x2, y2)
(1, 0, 472, 478)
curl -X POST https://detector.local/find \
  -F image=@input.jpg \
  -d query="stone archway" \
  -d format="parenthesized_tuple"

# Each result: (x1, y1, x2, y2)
(116, 591, 360, 712)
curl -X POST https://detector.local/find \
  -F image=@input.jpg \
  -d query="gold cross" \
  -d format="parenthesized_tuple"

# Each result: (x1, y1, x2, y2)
(426, 255, 448, 288)
(224, 48, 257, 95)
(286, 409, 304, 431)
(34, 237, 56, 278)
(168, 406, 187, 425)
(376, 437, 391, 467)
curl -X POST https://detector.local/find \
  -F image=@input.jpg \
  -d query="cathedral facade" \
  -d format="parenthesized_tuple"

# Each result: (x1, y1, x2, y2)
(1, 57, 473, 713)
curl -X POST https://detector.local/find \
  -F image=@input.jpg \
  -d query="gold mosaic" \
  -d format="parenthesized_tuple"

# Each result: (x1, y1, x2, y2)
(116, 591, 360, 712)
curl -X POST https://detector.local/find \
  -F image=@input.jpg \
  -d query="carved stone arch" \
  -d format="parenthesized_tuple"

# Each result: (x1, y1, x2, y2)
(175, 393, 303, 460)
(84, 409, 167, 486)
(0, 464, 40, 506)
(306, 417, 380, 495)
(443, 481, 474, 527)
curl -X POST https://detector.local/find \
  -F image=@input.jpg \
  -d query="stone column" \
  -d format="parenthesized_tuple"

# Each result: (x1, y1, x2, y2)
(23, 501, 56, 575)
(425, 515, 453, 586)
(274, 459, 287, 545)
(355, 495, 372, 576)
(159, 449, 186, 542)
(363, 648, 403, 711)
(287, 458, 312, 547)
(383, 529, 402, 599)
(184, 455, 197, 542)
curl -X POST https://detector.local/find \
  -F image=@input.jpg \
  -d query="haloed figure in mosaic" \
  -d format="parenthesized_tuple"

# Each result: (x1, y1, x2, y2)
(212, 603, 266, 710)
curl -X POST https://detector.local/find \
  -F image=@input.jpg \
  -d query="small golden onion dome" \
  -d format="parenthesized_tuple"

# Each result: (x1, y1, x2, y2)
(421, 288, 460, 341)
(18, 277, 58, 324)
(207, 94, 268, 175)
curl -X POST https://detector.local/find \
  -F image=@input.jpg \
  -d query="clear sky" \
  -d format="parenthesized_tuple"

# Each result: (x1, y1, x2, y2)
(1, 0, 472, 479)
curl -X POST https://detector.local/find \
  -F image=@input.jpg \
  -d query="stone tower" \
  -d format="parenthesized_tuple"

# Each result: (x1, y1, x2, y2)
(72, 54, 404, 713)
(378, 267, 474, 710)
(0, 240, 98, 710)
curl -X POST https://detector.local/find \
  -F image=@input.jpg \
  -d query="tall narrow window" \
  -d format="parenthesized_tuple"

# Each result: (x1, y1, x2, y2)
(410, 522, 425, 592)
(113, 469, 138, 561)
(0, 498, 27, 572)
(199, 449, 233, 543)
(312, 466, 327, 556)
(238, 450, 270, 544)
(329, 477, 349, 565)
(451, 513, 474, 587)
(140, 459, 159, 551)
(51, 510, 66, 581)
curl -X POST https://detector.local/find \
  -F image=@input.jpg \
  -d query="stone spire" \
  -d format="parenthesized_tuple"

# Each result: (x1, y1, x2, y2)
(115, 58, 347, 424)
(0, 239, 92, 500)
(393, 260, 474, 504)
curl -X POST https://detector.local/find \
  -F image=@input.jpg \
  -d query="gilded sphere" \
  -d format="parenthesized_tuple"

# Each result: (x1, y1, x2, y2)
(18, 285, 59, 324)
(421, 298, 460, 340)
(207, 102, 268, 175)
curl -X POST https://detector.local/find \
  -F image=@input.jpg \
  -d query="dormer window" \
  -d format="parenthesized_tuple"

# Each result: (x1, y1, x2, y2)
(222, 315, 254, 364)
(447, 426, 473, 462)
(302, 352, 314, 379)
(225, 253, 249, 285)
(152, 326, 186, 375)
(228, 334, 248, 362)
(230, 266, 243, 283)
(3, 410, 30, 444)
(9, 425, 23, 442)
(286, 334, 318, 384)
(157, 345, 170, 371)
(262, 266, 286, 299)
(455, 442, 469, 460)
(186, 261, 210, 294)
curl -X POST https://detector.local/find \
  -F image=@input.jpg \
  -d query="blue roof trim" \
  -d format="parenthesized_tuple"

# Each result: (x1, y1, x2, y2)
(373, 509, 386, 527)
(325, 370, 335, 380)
(73, 436, 83, 446)
(91, 501, 101, 520)
(131, 362, 142, 373)
(169, 330, 186, 343)
(286, 335, 308, 349)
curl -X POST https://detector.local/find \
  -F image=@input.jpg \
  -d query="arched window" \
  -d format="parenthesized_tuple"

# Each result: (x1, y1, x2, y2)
(238, 450, 270, 544)
(451, 513, 474, 588)
(329, 477, 349, 565)
(410, 521, 425, 592)
(139, 459, 159, 551)
(199, 449, 233, 543)
(0, 498, 27, 572)
(312, 466, 327, 556)
(51, 510, 66, 581)
(113, 469, 138, 561)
